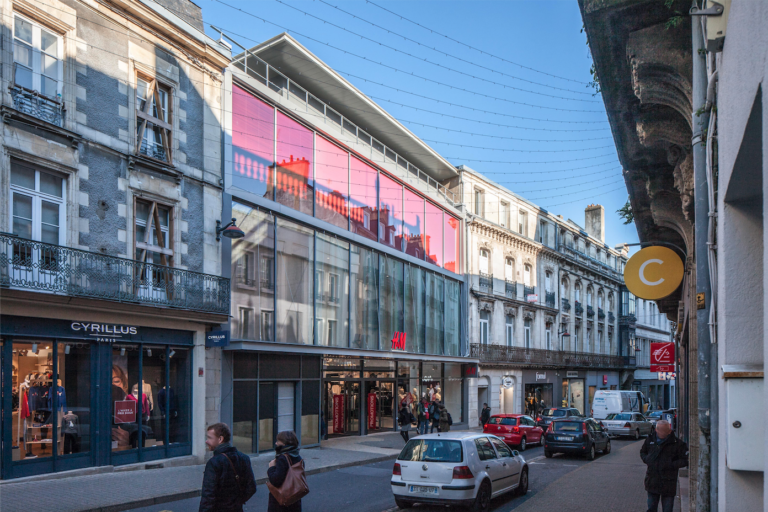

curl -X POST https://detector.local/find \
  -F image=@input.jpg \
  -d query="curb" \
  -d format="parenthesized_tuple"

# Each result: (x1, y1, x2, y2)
(80, 453, 399, 512)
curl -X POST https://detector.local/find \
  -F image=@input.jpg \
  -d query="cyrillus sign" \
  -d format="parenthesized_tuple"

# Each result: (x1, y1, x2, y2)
(650, 342, 675, 373)
(624, 246, 684, 300)
(71, 322, 137, 342)
(391, 332, 407, 351)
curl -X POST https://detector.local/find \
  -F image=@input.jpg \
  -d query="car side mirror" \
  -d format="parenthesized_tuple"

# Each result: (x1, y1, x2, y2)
(512, 450, 520, 457)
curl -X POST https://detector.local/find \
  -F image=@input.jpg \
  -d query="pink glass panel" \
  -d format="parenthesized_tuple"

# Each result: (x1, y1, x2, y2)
(403, 188, 425, 259)
(378, 173, 402, 250)
(275, 112, 313, 215)
(314, 136, 348, 229)
(232, 85, 274, 199)
(349, 157, 378, 242)
(444, 214, 461, 274)
(425, 201, 443, 268)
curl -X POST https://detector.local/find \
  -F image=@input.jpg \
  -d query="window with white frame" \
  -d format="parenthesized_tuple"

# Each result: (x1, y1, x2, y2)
(479, 249, 489, 274)
(328, 273, 340, 303)
(598, 293, 603, 309)
(598, 330, 603, 354)
(315, 269, 324, 299)
(10, 163, 66, 245)
(13, 15, 62, 99)
(518, 210, 528, 236)
(546, 327, 552, 350)
(500, 202, 508, 228)
(134, 199, 173, 294)
(524, 318, 531, 349)
(575, 285, 581, 302)
(587, 288, 593, 307)
(136, 76, 173, 163)
(506, 315, 514, 346)
(480, 311, 489, 345)
(239, 307, 254, 338)
(474, 189, 484, 217)
(327, 319, 338, 346)
(505, 258, 514, 281)
(524, 264, 531, 286)
(545, 271, 552, 293)
(236, 251, 256, 288)
(261, 310, 274, 340)
(539, 220, 547, 245)
(586, 328, 591, 352)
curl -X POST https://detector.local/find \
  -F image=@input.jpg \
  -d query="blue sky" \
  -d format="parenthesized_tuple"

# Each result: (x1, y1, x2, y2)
(196, 0, 639, 249)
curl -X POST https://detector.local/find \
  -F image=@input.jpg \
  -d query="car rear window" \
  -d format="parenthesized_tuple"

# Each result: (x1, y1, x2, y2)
(550, 409, 567, 417)
(488, 416, 517, 426)
(606, 413, 632, 420)
(553, 421, 582, 432)
(398, 439, 463, 463)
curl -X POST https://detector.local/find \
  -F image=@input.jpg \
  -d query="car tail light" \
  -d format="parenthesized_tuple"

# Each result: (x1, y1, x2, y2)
(513, 426, 520, 433)
(393, 463, 401, 476)
(537, 417, 542, 422)
(582, 423, 588, 434)
(624, 422, 632, 428)
(452, 466, 474, 479)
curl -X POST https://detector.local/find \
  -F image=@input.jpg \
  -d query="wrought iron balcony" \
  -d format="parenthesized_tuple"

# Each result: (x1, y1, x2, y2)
(470, 343, 635, 369)
(608, 311, 615, 323)
(524, 285, 535, 298)
(561, 298, 571, 312)
(10, 84, 64, 127)
(479, 271, 492, 292)
(575, 301, 584, 315)
(598, 308, 606, 321)
(505, 280, 517, 298)
(545, 291, 556, 308)
(0, 233, 229, 315)
(587, 305, 595, 318)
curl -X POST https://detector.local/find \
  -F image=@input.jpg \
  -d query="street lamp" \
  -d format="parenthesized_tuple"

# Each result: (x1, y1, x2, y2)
(216, 218, 245, 241)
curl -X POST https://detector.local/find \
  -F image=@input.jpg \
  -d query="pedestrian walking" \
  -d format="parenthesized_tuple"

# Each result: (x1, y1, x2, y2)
(640, 420, 688, 512)
(417, 397, 430, 435)
(438, 402, 452, 433)
(429, 399, 441, 433)
(199, 423, 256, 512)
(398, 402, 414, 442)
(267, 430, 306, 512)
(480, 403, 491, 426)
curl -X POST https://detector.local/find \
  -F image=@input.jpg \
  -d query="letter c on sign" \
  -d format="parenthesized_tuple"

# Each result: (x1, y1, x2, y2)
(639, 259, 664, 286)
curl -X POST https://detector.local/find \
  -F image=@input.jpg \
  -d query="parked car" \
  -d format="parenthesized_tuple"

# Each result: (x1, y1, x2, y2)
(483, 414, 544, 451)
(543, 417, 611, 460)
(535, 407, 582, 430)
(645, 410, 664, 428)
(391, 432, 529, 511)
(599, 412, 653, 439)
(591, 390, 648, 419)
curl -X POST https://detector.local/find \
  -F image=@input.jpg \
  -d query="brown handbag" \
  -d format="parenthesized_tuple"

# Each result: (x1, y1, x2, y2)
(266, 454, 310, 506)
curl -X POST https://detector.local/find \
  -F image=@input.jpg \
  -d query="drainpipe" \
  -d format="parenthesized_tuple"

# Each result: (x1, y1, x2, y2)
(692, 13, 713, 512)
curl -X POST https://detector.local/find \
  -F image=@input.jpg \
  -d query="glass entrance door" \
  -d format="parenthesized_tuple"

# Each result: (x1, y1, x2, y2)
(324, 380, 359, 436)
(364, 381, 395, 433)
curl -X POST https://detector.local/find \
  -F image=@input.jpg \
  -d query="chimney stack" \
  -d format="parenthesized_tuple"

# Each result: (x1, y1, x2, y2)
(585, 204, 605, 242)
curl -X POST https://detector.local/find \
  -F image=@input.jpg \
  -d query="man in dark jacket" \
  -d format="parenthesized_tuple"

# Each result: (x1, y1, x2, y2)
(480, 403, 491, 426)
(640, 420, 688, 512)
(200, 423, 256, 512)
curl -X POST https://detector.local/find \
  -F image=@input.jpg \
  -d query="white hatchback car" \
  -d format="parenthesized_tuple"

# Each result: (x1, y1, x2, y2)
(391, 432, 529, 511)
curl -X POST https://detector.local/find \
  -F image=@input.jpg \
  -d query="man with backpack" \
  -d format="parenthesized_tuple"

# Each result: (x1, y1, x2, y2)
(438, 402, 452, 433)
(429, 398, 441, 433)
(200, 422, 257, 512)
(417, 397, 430, 435)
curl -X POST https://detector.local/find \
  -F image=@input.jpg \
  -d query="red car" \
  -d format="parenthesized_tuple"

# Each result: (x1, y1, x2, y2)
(482, 414, 544, 451)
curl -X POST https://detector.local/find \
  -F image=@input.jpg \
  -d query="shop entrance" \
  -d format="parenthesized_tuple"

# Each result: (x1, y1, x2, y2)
(364, 381, 395, 433)
(524, 383, 553, 419)
(324, 380, 360, 437)
(561, 379, 585, 415)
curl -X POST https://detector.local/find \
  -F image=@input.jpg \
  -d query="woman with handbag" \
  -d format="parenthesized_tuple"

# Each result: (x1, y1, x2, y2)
(267, 430, 307, 512)
(398, 402, 414, 442)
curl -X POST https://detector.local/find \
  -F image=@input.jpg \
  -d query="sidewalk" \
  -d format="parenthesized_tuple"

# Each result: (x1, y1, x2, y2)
(0, 432, 412, 512)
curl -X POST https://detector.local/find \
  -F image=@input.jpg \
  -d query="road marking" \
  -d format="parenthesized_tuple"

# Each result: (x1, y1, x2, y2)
(563, 464, 579, 467)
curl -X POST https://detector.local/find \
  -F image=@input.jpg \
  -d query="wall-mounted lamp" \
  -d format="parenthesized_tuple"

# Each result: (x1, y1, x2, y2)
(147, 348, 152, 357)
(216, 218, 245, 242)
(169, 349, 176, 359)
(120, 347, 126, 356)
(65, 344, 71, 355)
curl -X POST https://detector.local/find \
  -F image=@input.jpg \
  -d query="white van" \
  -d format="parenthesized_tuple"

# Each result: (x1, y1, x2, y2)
(591, 390, 648, 419)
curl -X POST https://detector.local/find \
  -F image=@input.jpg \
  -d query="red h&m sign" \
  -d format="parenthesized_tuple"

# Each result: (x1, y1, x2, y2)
(651, 342, 675, 373)
(368, 393, 378, 430)
(391, 332, 407, 351)
(332, 395, 345, 433)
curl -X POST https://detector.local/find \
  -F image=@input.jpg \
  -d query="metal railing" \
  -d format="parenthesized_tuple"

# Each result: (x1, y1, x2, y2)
(561, 298, 571, 312)
(470, 343, 635, 369)
(608, 311, 615, 323)
(0, 234, 230, 314)
(505, 280, 517, 298)
(575, 301, 584, 316)
(545, 291, 556, 308)
(598, 308, 606, 321)
(233, 51, 458, 206)
(557, 244, 622, 280)
(10, 84, 64, 127)
(524, 285, 535, 298)
(479, 271, 492, 291)
(587, 305, 595, 318)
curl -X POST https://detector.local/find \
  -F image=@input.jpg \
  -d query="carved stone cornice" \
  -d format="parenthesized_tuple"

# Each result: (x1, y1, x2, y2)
(469, 219, 540, 255)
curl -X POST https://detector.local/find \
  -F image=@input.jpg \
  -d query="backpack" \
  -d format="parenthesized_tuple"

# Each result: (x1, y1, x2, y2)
(447, 412, 453, 426)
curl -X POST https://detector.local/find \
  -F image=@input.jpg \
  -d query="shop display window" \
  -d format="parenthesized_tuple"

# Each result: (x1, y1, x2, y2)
(232, 85, 274, 199)
(349, 157, 378, 241)
(314, 136, 348, 229)
(444, 364, 463, 423)
(14, 342, 55, 461)
(275, 112, 313, 215)
(168, 348, 190, 446)
(276, 219, 314, 344)
(316, 233, 350, 348)
(350, 244, 379, 350)
(142, 346, 164, 450)
(425, 202, 443, 268)
(112, 345, 141, 453)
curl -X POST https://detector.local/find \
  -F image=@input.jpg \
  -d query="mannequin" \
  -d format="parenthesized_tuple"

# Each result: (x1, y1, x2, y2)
(128, 384, 151, 422)
(61, 410, 79, 454)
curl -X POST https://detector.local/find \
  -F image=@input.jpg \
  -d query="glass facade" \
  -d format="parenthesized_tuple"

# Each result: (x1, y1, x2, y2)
(232, 85, 273, 199)
(350, 245, 379, 351)
(379, 173, 403, 250)
(316, 234, 349, 347)
(277, 219, 314, 344)
(380, 255, 404, 351)
(349, 157, 378, 242)
(314, 137, 348, 229)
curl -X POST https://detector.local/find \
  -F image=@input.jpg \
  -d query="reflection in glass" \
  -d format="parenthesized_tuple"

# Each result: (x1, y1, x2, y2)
(58, 343, 90, 456)
(403, 188, 425, 259)
(302, 380, 320, 445)
(425, 273, 444, 355)
(350, 244, 378, 350)
(444, 214, 461, 274)
(445, 279, 460, 356)
(349, 157, 378, 241)
(112, 345, 141, 452)
(378, 174, 402, 250)
(425, 202, 443, 267)
(314, 137, 348, 229)
(404, 265, 425, 354)
(142, 346, 163, 449)
(380, 255, 404, 351)
(275, 112, 313, 215)
(277, 219, 314, 344)
(259, 382, 275, 451)
(167, 348, 190, 445)
(232, 85, 274, 199)
(444, 364, 463, 423)
(316, 234, 349, 347)
(231, 204, 275, 341)
(233, 381, 257, 453)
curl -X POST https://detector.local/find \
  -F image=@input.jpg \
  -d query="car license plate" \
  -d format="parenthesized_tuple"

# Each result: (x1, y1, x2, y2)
(556, 436, 573, 441)
(410, 485, 438, 494)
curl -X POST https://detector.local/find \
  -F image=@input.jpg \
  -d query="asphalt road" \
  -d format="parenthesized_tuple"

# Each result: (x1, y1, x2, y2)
(127, 439, 641, 512)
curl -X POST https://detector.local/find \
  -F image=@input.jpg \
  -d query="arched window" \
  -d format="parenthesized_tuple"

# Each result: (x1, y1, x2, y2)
(587, 288, 593, 307)
(524, 264, 532, 286)
(561, 279, 569, 298)
(575, 284, 581, 302)
(607, 293, 613, 312)
(598, 292, 603, 309)
(479, 249, 489, 274)
(524, 318, 532, 348)
(506, 315, 514, 346)
(505, 257, 515, 281)
(479, 311, 489, 345)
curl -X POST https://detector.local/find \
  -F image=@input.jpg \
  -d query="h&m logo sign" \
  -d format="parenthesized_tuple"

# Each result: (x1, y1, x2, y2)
(391, 332, 407, 351)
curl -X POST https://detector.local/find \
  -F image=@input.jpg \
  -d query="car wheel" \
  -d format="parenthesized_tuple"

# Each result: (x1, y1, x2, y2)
(469, 480, 492, 512)
(519, 437, 526, 451)
(516, 467, 529, 496)
(634, 429, 640, 440)
(603, 439, 611, 455)
(394, 497, 413, 509)
(544, 449, 553, 458)
(586, 444, 595, 461)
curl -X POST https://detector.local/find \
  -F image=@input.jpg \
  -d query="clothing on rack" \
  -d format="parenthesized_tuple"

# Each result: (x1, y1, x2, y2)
(48, 386, 67, 412)
(20, 388, 30, 419)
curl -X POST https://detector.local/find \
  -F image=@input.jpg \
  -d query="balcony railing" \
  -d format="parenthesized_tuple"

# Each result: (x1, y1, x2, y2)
(557, 243, 622, 280)
(575, 301, 584, 315)
(505, 280, 517, 298)
(524, 285, 535, 298)
(0, 234, 230, 314)
(545, 291, 556, 308)
(608, 311, 615, 323)
(470, 343, 635, 369)
(561, 298, 571, 312)
(10, 84, 64, 127)
(587, 305, 595, 318)
(479, 271, 492, 292)
(598, 308, 606, 321)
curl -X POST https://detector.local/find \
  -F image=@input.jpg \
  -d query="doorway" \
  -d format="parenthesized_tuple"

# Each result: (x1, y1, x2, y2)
(561, 379, 585, 415)
(477, 386, 489, 421)
(364, 381, 395, 432)
(324, 380, 360, 437)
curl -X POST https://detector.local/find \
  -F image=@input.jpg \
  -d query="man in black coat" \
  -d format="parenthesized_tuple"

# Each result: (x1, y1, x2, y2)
(480, 403, 491, 426)
(199, 423, 256, 512)
(640, 420, 688, 512)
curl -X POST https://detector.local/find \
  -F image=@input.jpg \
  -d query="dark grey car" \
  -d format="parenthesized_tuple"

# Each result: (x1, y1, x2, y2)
(536, 407, 582, 430)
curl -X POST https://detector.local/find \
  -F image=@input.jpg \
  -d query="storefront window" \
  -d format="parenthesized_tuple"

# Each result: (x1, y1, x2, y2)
(525, 383, 553, 417)
(301, 380, 320, 445)
(14, 342, 55, 461)
(168, 348, 190, 446)
(422, 363, 442, 402)
(112, 345, 140, 452)
(350, 244, 379, 350)
(444, 279, 460, 356)
(232, 85, 274, 199)
(231, 204, 275, 341)
(425, 202, 443, 267)
(425, 272, 444, 355)
(404, 265, 425, 353)
(58, 343, 90, 456)
(233, 380, 257, 454)
(380, 255, 404, 351)
(142, 346, 164, 449)
(378, 173, 402, 250)
(277, 219, 314, 344)
(314, 136, 348, 229)
(316, 233, 349, 347)
(444, 363, 463, 423)
(403, 188, 425, 259)
(444, 215, 461, 274)
(258, 382, 275, 451)
(349, 157, 378, 241)
(275, 112, 313, 215)
(398, 361, 419, 417)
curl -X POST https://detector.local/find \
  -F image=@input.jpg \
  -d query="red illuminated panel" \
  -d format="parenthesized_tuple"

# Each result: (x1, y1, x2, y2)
(444, 214, 461, 274)
(425, 202, 443, 268)
(232, 85, 274, 199)
(403, 188, 425, 260)
(378, 174, 402, 250)
(275, 111, 313, 215)
(350, 157, 378, 242)
(314, 136, 349, 229)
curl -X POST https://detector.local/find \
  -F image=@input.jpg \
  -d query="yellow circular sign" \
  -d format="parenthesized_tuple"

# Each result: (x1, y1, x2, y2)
(624, 246, 684, 300)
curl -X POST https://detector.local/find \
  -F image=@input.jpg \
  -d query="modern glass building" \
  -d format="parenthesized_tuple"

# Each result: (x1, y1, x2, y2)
(217, 34, 473, 452)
